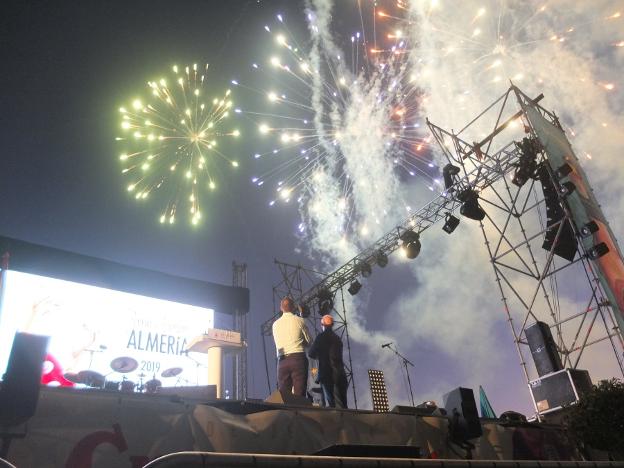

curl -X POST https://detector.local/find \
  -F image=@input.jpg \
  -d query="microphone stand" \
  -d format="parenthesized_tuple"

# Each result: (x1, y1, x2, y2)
(385, 343, 415, 407)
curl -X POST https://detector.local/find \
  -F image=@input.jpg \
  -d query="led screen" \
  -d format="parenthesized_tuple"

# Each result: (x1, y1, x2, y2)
(0, 269, 214, 387)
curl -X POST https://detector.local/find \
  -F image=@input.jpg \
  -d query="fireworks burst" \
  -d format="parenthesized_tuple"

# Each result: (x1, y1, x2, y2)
(234, 1, 441, 245)
(408, 1, 621, 141)
(116, 63, 240, 226)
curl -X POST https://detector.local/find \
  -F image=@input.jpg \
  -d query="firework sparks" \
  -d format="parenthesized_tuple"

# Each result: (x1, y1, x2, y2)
(116, 63, 240, 226)
(234, 2, 440, 245)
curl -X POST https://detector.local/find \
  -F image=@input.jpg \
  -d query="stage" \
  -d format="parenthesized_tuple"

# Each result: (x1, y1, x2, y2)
(2, 386, 588, 468)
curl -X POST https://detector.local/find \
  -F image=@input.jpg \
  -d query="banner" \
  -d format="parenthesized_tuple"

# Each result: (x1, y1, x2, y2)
(522, 103, 624, 341)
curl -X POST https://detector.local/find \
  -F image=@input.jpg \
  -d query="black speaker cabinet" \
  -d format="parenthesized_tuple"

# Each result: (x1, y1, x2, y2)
(443, 387, 483, 440)
(529, 368, 592, 414)
(0, 332, 49, 426)
(525, 321, 563, 376)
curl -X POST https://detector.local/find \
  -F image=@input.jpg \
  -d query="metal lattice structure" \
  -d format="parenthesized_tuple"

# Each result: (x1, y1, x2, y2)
(232, 262, 248, 400)
(287, 85, 624, 413)
(427, 86, 624, 413)
(261, 260, 358, 408)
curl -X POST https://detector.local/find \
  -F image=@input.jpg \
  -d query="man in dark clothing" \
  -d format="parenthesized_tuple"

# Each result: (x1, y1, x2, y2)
(308, 315, 348, 408)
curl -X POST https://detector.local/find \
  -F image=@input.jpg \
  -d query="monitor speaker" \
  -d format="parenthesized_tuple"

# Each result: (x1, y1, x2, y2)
(525, 321, 563, 377)
(443, 387, 483, 440)
(0, 332, 49, 426)
(264, 389, 312, 406)
(529, 368, 592, 414)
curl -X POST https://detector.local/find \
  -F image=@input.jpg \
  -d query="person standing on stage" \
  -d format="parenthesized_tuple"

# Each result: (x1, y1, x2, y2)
(308, 315, 348, 408)
(272, 296, 312, 397)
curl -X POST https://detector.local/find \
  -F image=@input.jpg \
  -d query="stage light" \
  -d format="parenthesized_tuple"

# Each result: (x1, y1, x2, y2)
(558, 181, 576, 196)
(400, 230, 421, 259)
(348, 280, 362, 296)
(442, 213, 460, 234)
(317, 288, 334, 314)
(368, 369, 390, 413)
(588, 242, 609, 260)
(374, 250, 388, 268)
(442, 163, 461, 190)
(580, 220, 599, 238)
(458, 189, 486, 221)
(358, 261, 372, 278)
(555, 162, 573, 179)
(512, 137, 539, 187)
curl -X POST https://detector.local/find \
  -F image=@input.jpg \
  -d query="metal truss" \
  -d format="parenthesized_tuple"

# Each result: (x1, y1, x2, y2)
(262, 260, 358, 408)
(294, 93, 534, 312)
(287, 84, 624, 413)
(232, 262, 248, 400)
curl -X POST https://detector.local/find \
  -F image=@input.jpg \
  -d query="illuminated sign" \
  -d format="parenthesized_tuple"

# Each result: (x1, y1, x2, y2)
(0, 270, 214, 387)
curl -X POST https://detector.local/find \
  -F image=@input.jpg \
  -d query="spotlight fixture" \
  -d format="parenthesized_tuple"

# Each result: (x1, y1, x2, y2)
(374, 250, 389, 268)
(442, 163, 461, 190)
(588, 242, 609, 260)
(580, 220, 599, 238)
(555, 162, 573, 179)
(347, 280, 362, 296)
(317, 288, 334, 314)
(512, 137, 540, 187)
(400, 230, 421, 259)
(558, 181, 576, 196)
(458, 189, 486, 221)
(358, 261, 372, 278)
(442, 213, 460, 234)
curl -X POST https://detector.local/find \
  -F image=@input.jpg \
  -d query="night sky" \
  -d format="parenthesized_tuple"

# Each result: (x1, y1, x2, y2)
(2, 0, 622, 414)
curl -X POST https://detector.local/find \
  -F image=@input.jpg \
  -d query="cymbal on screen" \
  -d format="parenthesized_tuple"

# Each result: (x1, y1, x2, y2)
(110, 356, 138, 373)
(161, 367, 183, 378)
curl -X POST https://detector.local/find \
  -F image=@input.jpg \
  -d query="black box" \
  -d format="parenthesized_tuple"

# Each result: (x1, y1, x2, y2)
(529, 368, 592, 414)
(443, 387, 483, 439)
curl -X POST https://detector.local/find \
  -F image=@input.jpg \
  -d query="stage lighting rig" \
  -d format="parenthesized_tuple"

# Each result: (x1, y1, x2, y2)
(348, 280, 362, 296)
(357, 261, 372, 278)
(512, 137, 540, 187)
(317, 288, 334, 314)
(400, 230, 421, 259)
(374, 250, 389, 268)
(442, 213, 460, 234)
(588, 242, 609, 260)
(458, 189, 486, 221)
(443, 163, 461, 190)
(558, 181, 576, 197)
(580, 221, 599, 238)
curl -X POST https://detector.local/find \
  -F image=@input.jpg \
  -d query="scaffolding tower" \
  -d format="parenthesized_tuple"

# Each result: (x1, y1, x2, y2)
(232, 261, 248, 400)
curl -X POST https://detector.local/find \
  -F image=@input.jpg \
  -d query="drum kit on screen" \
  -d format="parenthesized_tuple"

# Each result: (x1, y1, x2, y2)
(63, 356, 183, 394)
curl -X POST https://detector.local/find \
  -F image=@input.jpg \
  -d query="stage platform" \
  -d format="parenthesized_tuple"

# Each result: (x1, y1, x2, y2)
(1, 386, 596, 467)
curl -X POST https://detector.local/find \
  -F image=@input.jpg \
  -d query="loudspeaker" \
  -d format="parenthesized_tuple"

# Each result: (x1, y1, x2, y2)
(443, 387, 482, 440)
(525, 321, 563, 377)
(0, 332, 49, 426)
(529, 368, 592, 414)
(264, 389, 312, 406)
(537, 163, 578, 262)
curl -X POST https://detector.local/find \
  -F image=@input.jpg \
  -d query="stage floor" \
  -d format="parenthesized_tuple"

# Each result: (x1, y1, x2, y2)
(4, 386, 580, 468)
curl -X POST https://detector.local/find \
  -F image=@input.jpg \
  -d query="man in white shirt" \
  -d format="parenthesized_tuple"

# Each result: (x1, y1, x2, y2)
(272, 296, 311, 397)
